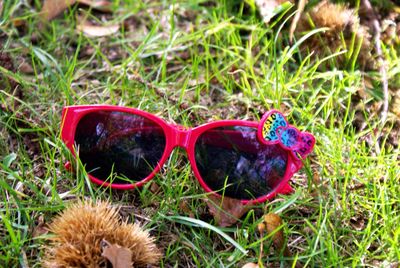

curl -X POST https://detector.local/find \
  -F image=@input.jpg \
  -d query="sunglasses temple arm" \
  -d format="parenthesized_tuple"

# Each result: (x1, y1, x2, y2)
(275, 158, 303, 195)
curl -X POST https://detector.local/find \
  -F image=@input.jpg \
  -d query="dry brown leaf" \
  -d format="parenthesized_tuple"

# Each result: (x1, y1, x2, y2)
(101, 239, 133, 268)
(18, 61, 34, 74)
(41, 0, 76, 21)
(149, 182, 161, 194)
(77, 21, 120, 37)
(41, 0, 112, 21)
(264, 213, 290, 256)
(179, 199, 195, 218)
(206, 195, 250, 227)
(242, 263, 259, 268)
(255, 215, 302, 268)
(32, 215, 48, 238)
(257, 222, 266, 234)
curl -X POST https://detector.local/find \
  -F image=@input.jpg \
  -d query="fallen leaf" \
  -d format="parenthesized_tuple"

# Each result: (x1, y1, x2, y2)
(41, 0, 112, 21)
(32, 215, 49, 238)
(101, 239, 133, 268)
(18, 61, 34, 74)
(206, 195, 250, 227)
(149, 181, 160, 194)
(242, 263, 259, 268)
(179, 199, 195, 218)
(257, 222, 266, 234)
(41, 0, 76, 21)
(263, 213, 290, 256)
(77, 20, 120, 37)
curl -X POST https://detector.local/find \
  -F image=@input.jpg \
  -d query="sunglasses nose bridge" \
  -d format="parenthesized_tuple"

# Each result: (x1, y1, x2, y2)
(172, 125, 192, 148)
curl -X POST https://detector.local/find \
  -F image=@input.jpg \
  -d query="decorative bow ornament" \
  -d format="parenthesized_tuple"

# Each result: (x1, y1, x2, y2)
(257, 110, 315, 160)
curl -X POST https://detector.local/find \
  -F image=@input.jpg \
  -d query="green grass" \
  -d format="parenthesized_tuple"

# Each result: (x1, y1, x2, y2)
(1, 0, 399, 267)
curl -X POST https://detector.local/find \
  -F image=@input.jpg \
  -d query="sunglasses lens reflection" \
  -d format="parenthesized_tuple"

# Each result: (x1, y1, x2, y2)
(74, 111, 166, 183)
(194, 126, 289, 200)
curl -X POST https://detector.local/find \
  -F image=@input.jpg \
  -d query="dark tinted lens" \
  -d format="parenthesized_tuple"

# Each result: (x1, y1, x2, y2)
(74, 111, 166, 183)
(194, 126, 288, 200)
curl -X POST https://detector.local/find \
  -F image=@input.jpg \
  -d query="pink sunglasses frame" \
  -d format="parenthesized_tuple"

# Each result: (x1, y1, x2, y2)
(61, 105, 303, 204)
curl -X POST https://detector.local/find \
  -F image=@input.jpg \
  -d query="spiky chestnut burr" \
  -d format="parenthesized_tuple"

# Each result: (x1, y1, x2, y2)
(42, 200, 161, 267)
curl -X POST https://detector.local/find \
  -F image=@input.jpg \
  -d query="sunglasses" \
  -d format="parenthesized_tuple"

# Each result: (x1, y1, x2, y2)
(61, 105, 315, 204)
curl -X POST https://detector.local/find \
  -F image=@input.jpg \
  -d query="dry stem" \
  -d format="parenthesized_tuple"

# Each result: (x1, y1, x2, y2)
(361, 0, 389, 124)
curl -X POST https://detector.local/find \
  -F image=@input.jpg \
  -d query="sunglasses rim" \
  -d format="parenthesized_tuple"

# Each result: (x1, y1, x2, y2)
(61, 105, 302, 204)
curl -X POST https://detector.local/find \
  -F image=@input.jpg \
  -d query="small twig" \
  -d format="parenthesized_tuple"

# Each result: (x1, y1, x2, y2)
(289, 0, 307, 43)
(361, 0, 389, 124)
